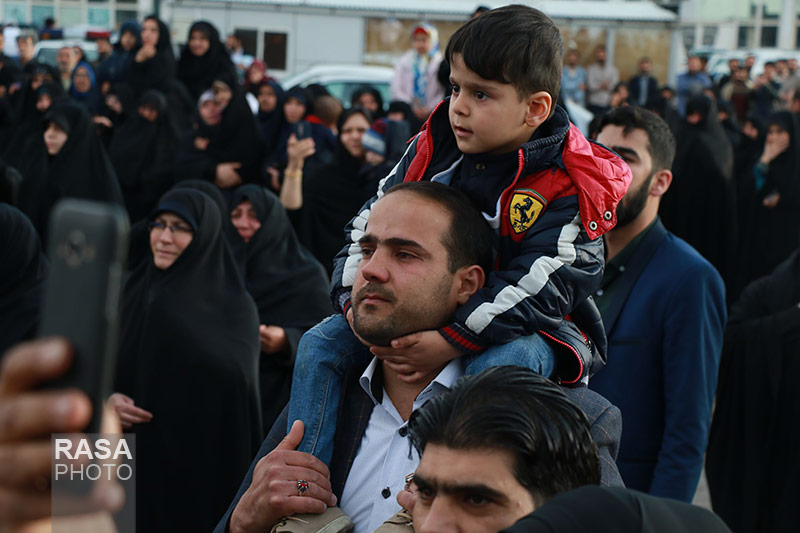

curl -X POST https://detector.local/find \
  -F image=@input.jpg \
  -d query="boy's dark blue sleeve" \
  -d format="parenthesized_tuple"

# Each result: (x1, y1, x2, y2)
(440, 195, 604, 352)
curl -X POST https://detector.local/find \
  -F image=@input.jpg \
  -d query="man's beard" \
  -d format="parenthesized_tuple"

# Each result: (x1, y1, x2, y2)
(615, 172, 654, 228)
(352, 279, 453, 347)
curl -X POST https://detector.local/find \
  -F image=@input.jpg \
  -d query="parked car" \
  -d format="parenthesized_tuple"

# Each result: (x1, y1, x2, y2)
(281, 64, 394, 110)
(33, 40, 100, 68)
(704, 48, 800, 82)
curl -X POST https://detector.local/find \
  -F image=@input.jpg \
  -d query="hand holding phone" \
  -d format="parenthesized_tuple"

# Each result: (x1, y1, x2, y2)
(0, 338, 125, 528)
(39, 200, 129, 433)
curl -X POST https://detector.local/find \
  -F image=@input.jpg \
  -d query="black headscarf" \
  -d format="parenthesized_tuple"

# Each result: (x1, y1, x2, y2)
(0, 205, 46, 356)
(229, 184, 331, 327)
(125, 179, 232, 271)
(3, 81, 64, 167)
(661, 94, 737, 285)
(127, 16, 176, 97)
(287, 107, 374, 274)
(109, 89, 180, 221)
(739, 111, 800, 285)
(115, 189, 261, 532)
(268, 86, 338, 169)
(177, 21, 238, 101)
(502, 486, 731, 533)
(351, 85, 386, 119)
(176, 86, 266, 186)
(16, 101, 123, 238)
(230, 184, 332, 429)
(716, 99, 742, 151)
(706, 250, 800, 532)
(96, 21, 141, 86)
(255, 79, 286, 152)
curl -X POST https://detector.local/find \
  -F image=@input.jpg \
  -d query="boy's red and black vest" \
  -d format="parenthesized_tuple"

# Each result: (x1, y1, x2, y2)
(332, 101, 631, 384)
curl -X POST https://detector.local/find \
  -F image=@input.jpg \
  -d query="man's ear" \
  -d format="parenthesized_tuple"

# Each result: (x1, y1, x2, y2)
(454, 265, 486, 305)
(649, 168, 672, 197)
(525, 91, 552, 130)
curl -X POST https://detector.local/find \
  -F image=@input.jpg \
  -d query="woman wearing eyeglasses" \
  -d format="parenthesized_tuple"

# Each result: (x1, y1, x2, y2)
(111, 188, 262, 532)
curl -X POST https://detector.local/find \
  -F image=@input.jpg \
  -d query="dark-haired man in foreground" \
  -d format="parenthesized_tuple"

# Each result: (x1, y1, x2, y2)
(406, 366, 601, 532)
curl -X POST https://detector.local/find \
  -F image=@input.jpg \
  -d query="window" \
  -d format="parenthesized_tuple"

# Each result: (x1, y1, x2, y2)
(32, 6, 55, 27)
(3, 3, 27, 24)
(115, 10, 138, 29)
(738, 26, 753, 49)
(88, 8, 110, 27)
(59, 7, 83, 27)
(702, 26, 717, 47)
(263, 32, 287, 71)
(235, 29, 257, 56)
(761, 26, 778, 47)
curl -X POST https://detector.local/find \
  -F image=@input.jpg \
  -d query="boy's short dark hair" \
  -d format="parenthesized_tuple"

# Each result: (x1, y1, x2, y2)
(594, 106, 676, 173)
(384, 181, 493, 275)
(408, 366, 601, 507)
(445, 4, 562, 112)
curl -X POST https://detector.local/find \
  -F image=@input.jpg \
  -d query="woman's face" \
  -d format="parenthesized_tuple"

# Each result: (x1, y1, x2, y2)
(248, 66, 265, 85)
(149, 212, 194, 270)
(230, 200, 262, 243)
(199, 99, 222, 126)
(141, 19, 160, 47)
(72, 66, 92, 93)
(767, 124, 790, 147)
(340, 113, 370, 159)
(258, 85, 277, 112)
(357, 92, 379, 113)
(284, 97, 306, 124)
(189, 30, 211, 57)
(412, 33, 431, 55)
(44, 121, 68, 156)
(36, 93, 53, 113)
(213, 84, 233, 110)
(120, 31, 138, 51)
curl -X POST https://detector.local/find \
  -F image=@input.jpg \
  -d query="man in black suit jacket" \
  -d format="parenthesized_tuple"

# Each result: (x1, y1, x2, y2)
(628, 57, 660, 109)
(216, 183, 623, 533)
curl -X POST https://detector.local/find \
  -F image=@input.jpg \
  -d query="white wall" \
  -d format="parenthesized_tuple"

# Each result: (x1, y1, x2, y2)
(294, 14, 363, 75)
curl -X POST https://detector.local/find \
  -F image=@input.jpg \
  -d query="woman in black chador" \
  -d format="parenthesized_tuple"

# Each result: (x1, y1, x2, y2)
(280, 107, 376, 273)
(111, 189, 262, 532)
(176, 84, 265, 188)
(109, 89, 181, 222)
(127, 15, 175, 96)
(660, 94, 737, 285)
(229, 184, 331, 430)
(16, 101, 123, 238)
(738, 111, 800, 286)
(706, 248, 800, 533)
(0, 205, 46, 356)
(177, 21, 237, 101)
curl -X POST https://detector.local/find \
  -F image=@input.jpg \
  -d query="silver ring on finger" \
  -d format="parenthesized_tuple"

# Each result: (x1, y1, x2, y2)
(297, 479, 310, 496)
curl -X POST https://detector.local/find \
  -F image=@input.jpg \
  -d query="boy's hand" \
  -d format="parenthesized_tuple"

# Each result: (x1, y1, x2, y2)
(370, 330, 462, 383)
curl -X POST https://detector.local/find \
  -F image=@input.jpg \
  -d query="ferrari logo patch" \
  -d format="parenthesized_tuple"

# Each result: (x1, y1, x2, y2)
(509, 189, 546, 234)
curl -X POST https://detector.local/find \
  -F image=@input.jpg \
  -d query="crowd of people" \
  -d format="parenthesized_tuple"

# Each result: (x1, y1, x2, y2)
(0, 4, 798, 533)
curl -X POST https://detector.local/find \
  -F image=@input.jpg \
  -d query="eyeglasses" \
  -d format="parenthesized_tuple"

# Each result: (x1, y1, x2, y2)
(148, 220, 194, 235)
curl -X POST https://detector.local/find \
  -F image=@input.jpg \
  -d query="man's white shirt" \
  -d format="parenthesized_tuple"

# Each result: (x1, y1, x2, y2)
(340, 357, 464, 533)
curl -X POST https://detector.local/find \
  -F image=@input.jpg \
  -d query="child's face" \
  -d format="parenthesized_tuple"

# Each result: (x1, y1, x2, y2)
(448, 54, 535, 156)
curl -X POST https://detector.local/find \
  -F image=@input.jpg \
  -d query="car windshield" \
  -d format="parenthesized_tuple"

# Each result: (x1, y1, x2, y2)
(36, 47, 100, 68)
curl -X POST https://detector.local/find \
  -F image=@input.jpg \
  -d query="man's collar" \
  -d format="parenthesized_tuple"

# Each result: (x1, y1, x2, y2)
(359, 356, 464, 407)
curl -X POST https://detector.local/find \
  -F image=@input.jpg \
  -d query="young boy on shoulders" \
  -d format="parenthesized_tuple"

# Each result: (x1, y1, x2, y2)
(289, 4, 631, 465)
